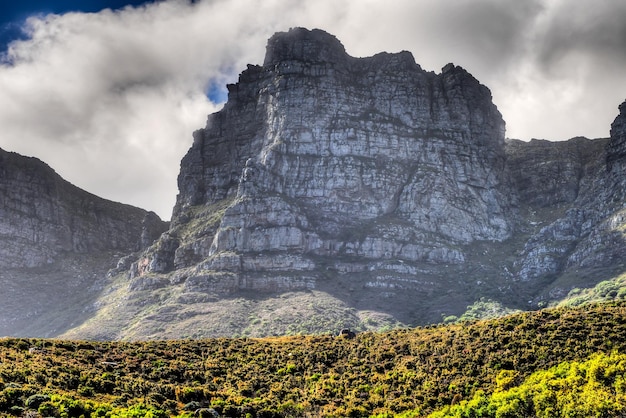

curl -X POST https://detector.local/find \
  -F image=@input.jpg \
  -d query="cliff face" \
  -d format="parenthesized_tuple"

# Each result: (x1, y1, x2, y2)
(139, 28, 515, 293)
(0, 149, 168, 337)
(0, 149, 167, 268)
(608, 101, 626, 174)
(505, 138, 611, 283)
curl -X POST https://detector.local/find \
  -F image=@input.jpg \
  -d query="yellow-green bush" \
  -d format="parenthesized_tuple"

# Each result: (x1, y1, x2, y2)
(429, 351, 626, 418)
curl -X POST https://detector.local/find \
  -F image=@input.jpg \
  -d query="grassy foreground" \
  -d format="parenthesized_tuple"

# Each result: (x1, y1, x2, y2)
(3, 302, 626, 417)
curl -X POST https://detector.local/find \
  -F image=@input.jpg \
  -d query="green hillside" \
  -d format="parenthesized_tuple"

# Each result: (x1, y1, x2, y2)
(557, 272, 626, 308)
(3, 302, 626, 417)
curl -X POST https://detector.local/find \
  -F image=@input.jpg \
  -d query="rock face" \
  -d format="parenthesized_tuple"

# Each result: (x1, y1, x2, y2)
(505, 137, 605, 208)
(608, 101, 626, 173)
(505, 138, 611, 283)
(0, 149, 168, 336)
(505, 108, 626, 294)
(0, 149, 167, 268)
(143, 28, 515, 293)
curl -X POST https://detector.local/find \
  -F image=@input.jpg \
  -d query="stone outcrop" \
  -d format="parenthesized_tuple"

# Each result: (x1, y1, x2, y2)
(607, 101, 626, 173)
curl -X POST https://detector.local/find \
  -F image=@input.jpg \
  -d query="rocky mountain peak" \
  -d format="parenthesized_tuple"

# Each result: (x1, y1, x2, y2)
(174, 28, 510, 233)
(263, 27, 347, 66)
(114, 27, 521, 338)
(608, 99, 626, 173)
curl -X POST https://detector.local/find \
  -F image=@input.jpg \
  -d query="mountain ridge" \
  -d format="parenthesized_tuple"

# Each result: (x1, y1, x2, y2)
(0, 147, 168, 337)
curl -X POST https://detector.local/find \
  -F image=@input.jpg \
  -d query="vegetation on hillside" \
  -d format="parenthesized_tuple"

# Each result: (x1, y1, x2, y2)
(429, 351, 626, 417)
(3, 302, 626, 417)
(442, 297, 522, 324)
(558, 272, 626, 308)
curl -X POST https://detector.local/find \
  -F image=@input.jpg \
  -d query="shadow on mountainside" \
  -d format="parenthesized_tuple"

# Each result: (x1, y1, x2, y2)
(0, 252, 122, 338)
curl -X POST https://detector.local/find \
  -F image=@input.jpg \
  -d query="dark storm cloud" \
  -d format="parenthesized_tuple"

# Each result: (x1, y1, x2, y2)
(423, 0, 545, 73)
(329, 0, 545, 75)
(491, 0, 626, 141)
(536, 0, 626, 73)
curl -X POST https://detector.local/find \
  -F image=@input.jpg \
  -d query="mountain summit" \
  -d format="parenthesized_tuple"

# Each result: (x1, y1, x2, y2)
(3, 28, 625, 339)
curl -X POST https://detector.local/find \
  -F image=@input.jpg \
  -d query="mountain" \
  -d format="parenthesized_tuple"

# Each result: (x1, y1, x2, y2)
(2, 27, 625, 339)
(0, 149, 168, 337)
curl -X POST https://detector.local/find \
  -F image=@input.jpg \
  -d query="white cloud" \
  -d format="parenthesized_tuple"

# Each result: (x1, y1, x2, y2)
(0, 0, 624, 219)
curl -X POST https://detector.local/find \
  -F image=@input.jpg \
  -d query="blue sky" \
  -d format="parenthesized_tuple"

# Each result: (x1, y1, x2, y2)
(0, 0, 227, 103)
(0, 0, 625, 220)
(0, 1, 150, 52)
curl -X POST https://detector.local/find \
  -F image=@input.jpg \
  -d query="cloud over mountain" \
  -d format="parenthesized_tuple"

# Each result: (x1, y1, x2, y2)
(0, 0, 624, 218)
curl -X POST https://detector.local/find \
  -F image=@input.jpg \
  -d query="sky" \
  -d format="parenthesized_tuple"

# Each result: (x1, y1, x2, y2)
(1, 0, 625, 220)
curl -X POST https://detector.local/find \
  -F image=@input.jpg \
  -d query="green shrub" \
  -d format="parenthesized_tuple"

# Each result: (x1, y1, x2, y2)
(77, 385, 94, 397)
(38, 401, 59, 417)
(428, 351, 626, 417)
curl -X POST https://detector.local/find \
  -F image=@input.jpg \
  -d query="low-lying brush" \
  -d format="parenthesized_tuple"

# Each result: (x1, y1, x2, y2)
(2, 301, 626, 417)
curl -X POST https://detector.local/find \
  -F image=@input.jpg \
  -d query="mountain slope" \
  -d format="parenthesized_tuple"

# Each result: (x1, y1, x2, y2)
(4, 302, 626, 417)
(0, 148, 168, 337)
